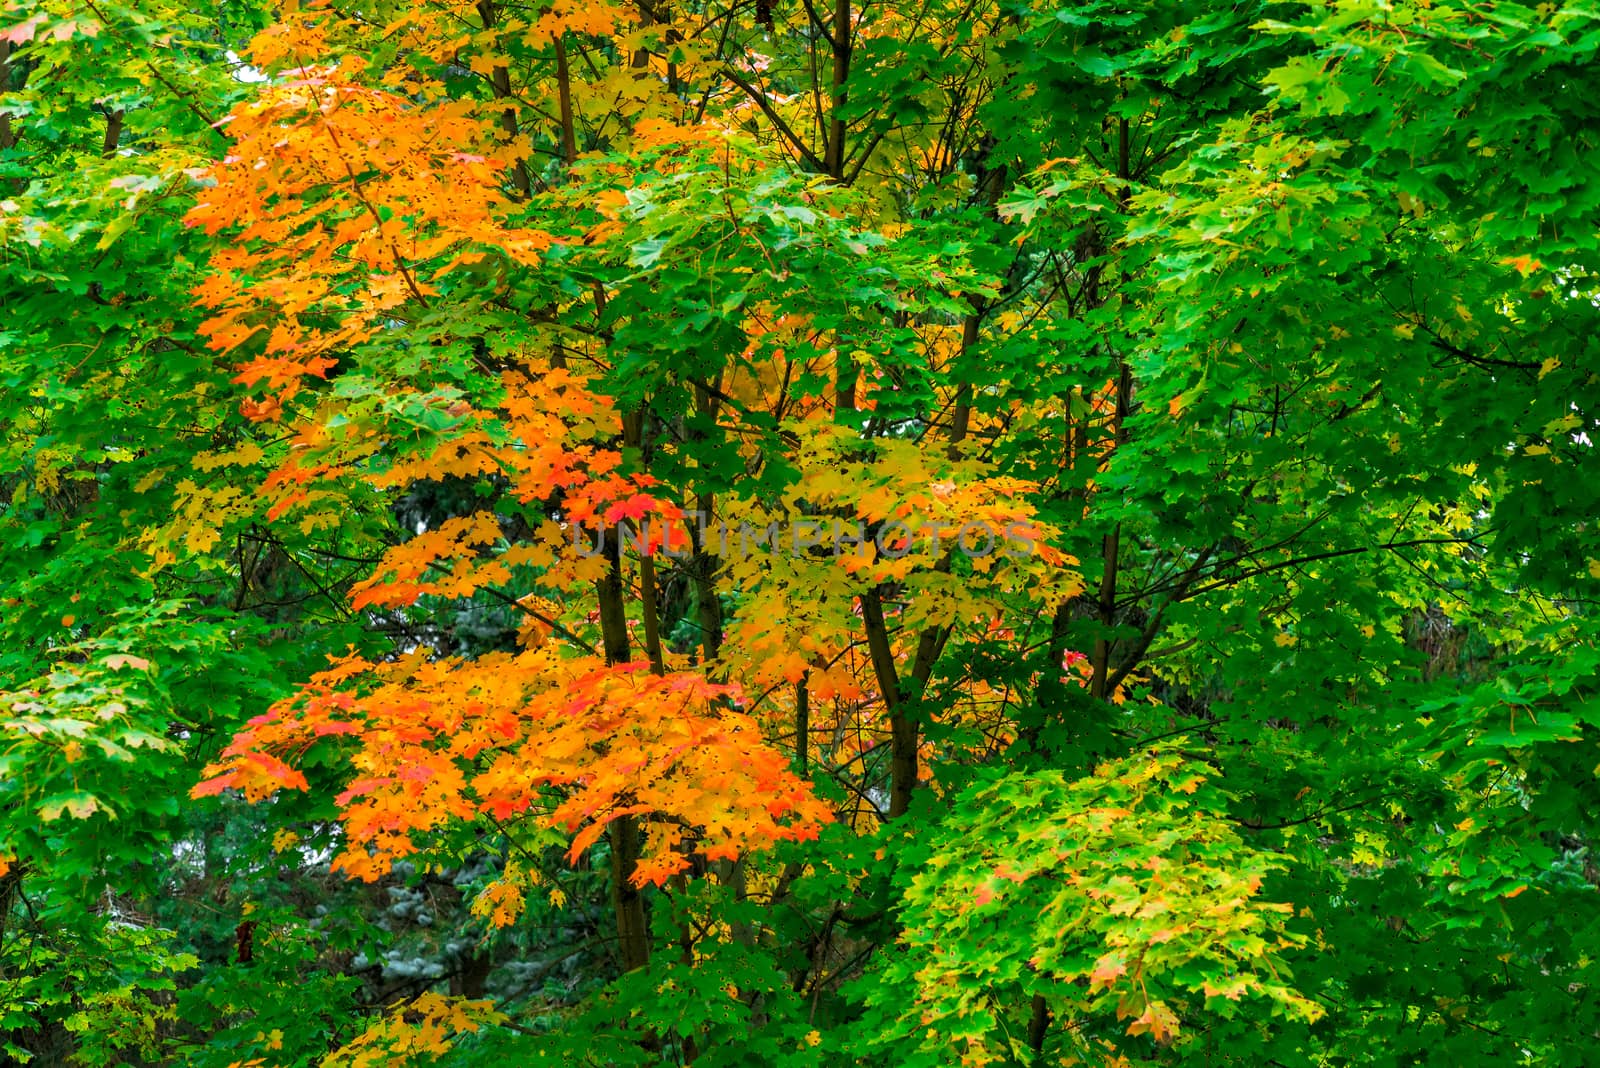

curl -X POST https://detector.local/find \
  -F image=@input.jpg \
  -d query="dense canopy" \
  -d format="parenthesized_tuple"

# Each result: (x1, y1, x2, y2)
(2, 0, 1598, 1064)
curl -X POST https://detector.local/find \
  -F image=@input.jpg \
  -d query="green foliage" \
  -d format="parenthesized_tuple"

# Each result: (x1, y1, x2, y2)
(4, 0, 1600, 1063)
(858, 748, 1321, 1063)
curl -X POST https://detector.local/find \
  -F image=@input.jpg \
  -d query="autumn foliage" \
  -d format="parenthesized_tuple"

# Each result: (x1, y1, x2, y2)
(196, 650, 832, 887)
(4, 0, 1600, 1064)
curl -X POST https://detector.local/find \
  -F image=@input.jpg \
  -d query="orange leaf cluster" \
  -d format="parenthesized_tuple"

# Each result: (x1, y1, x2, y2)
(283, 367, 675, 604)
(187, 61, 551, 408)
(193, 649, 833, 886)
(348, 510, 507, 610)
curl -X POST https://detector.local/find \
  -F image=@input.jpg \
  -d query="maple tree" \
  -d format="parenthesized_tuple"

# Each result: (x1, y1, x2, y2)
(3, 0, 1600, 1064)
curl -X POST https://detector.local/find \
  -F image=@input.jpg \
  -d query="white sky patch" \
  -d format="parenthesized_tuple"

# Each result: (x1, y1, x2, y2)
(226, 50, 268, 84)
